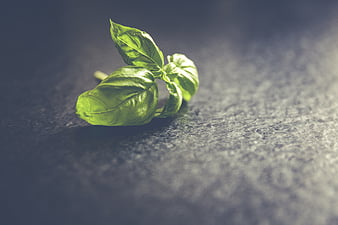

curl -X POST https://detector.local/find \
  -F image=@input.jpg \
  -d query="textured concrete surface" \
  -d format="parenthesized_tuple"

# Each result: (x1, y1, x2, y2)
(2, 1, 338, 225)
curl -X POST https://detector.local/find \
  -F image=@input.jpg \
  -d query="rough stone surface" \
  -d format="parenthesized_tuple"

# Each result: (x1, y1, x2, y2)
(2, 1, 338, 225)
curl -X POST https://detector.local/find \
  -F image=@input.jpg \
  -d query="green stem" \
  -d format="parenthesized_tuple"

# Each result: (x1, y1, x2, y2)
(94, 71, 109, 81)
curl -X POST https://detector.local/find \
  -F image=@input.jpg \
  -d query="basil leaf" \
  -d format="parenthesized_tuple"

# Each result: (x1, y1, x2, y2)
(76, 66, 158, 126)
(164, 53, 199, 101)
(110, 20, 164, 75)
(155, 80, 183, 118)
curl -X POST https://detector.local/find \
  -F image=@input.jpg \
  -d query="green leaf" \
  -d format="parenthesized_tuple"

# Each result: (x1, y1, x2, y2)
(164, 53, 199, 101)
(110, 20, 164, 75)
(75, 21, 200, 126)
(155, 80, 183, 118)
(76, 66, 158, 126)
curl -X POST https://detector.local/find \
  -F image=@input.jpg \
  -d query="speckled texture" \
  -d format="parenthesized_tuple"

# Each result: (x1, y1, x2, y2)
(2, 1, 338, 225)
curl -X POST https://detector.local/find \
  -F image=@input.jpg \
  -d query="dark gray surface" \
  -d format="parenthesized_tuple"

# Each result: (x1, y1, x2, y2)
(2, 1, 338, 224)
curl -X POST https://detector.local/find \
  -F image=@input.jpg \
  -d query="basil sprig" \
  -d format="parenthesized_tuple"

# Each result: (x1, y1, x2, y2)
(76, 20, 199, 126)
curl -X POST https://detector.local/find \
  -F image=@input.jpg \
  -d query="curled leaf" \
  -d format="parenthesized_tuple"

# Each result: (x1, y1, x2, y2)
(164, 53, 199, 101)
(155, 80, 183, 118)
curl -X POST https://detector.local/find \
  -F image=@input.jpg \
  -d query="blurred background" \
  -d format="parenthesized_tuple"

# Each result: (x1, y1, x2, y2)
(3, 0, 338, 77)
(1, 0, 338, 225)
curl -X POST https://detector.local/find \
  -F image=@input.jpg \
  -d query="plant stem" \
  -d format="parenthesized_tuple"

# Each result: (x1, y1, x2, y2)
(94, 71, 108, 81)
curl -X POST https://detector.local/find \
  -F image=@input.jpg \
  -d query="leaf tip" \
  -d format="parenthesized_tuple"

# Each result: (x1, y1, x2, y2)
(109, 19, 115, 28)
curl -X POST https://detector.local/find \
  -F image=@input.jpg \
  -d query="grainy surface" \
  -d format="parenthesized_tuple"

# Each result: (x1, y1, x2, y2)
(2, 1, 338, 225)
